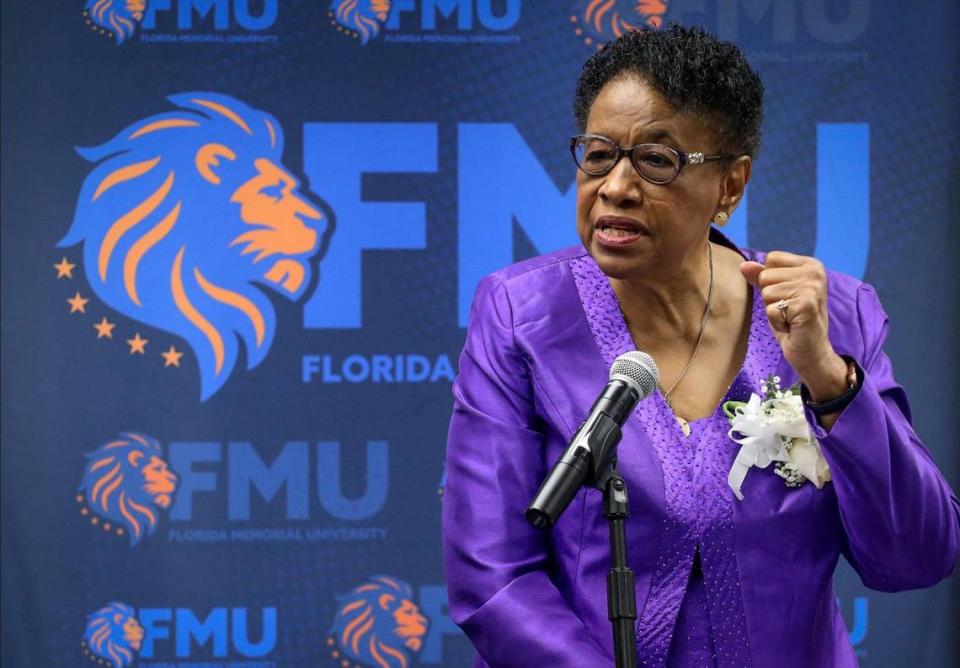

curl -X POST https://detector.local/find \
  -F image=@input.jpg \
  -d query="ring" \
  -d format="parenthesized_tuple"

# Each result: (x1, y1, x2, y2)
(776, 299, 789, 324)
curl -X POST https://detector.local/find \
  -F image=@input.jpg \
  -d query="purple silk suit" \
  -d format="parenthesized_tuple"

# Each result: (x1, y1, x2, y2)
(442, 231, 960, 667)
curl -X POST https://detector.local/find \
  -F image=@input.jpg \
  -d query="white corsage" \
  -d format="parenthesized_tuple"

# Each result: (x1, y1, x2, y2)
(723, 376, 832, 500)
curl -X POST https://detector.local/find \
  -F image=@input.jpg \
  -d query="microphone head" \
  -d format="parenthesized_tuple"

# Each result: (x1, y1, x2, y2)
(610, 351, 660, 400)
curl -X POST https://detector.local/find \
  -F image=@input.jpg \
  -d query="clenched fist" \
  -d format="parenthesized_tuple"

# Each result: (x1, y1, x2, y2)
(740, 251, 849, 405)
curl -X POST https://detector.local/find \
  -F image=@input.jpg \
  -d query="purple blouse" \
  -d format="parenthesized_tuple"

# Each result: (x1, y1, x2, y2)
(442, 231, 960, 667)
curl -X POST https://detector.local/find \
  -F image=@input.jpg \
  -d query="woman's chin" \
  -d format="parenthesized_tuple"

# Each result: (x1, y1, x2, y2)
(586, 239, 652, 280)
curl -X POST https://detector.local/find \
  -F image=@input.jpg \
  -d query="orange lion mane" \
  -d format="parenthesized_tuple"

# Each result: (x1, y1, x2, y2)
(82, 602, 143, 668)
(59, 92, 326, 400)
(329, 576, 429, 668)
(78, 432, 177, 546)
(582, 0, 668, 40)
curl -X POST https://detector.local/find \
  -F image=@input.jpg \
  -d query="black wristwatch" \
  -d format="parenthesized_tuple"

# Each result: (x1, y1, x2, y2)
(801, 355, 863, 415)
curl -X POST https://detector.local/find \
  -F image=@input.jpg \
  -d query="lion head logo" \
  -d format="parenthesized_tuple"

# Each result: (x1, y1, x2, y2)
(573, 0, 668, 47)
(84, 0, 147, 44)
(59, 92, 329, 399)
(77, 432, 178, 546)
(328, 576, 429, 668)
(329, 0, 391, 44)
(82, 602, 144, 668)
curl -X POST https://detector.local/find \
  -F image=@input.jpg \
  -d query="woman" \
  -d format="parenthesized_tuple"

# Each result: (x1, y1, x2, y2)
(442, 25, 959, 668)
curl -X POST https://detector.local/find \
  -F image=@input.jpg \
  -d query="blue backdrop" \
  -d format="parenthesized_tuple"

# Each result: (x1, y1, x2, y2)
(1, 1, 957, 666)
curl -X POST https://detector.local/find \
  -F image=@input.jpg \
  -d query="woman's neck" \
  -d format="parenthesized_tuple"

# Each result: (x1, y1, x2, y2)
(610, 240, 716, 343)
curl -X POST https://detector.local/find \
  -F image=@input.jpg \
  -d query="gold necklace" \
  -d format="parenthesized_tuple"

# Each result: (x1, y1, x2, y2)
(660, 242, 714, 437)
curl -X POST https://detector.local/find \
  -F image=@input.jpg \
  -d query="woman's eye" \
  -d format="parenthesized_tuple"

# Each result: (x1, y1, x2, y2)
(585, 149, 615, 163)
(640, 152, 672, 167)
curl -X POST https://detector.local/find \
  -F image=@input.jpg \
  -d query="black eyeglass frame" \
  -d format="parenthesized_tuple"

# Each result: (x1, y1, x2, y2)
(570, 134, 739, 185)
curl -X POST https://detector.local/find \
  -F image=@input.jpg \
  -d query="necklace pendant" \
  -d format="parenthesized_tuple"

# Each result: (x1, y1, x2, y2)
(676, 416, 691, 437)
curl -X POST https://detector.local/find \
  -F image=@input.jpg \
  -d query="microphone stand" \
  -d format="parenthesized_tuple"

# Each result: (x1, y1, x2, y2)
(525, 376, 648, 667)
(528, 414, 638, 667)
(592, 453, 638, 668)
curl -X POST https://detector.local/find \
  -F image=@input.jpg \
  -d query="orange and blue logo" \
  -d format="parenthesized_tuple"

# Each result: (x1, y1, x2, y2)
(84, 0, 146, 44)
(328, 576, 429, 668)
(80, 602, 279, 664)
(83, 1, 280, 45)
(570, 0, 668, 49)
(77, 432, 179, 546)
(82, 602, 144, 668)
(328, 0, 391, 44)
(58, 93, 328, 399)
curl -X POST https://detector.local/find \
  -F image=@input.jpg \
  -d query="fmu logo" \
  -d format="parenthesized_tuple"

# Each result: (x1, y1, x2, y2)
(328, 576, 429, 668)
(328, 0, 522, 46)
(77, 432, 179, 546)
(570, 0, 668, 49)
(75, 432, 398, 546)
(83, 0, 279, 45)
(81, 602, 277, 666)
(58, 92, 330, 399)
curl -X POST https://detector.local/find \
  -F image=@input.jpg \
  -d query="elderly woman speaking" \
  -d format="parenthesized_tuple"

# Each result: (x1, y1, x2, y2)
(442, 24, 960, 668)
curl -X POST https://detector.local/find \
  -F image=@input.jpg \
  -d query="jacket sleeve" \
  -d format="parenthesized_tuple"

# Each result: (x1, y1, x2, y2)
(810, 282, 960, 591)
(442, 275, 612, 667)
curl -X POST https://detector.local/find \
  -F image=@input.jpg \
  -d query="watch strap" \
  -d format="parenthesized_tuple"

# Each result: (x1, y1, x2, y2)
(802, 355, 863, 415)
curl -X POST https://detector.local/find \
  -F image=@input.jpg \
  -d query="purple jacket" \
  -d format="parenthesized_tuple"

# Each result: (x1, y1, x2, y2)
(443, 233, 960, 667)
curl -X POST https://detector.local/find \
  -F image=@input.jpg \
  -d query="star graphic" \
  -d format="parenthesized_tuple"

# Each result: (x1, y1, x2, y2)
(93, 317, 115, 339)
(126, 333, 148, 354)
(67, 292, 89, 314)
(54, 257, 76, 279)
(162, 346, 184, 368)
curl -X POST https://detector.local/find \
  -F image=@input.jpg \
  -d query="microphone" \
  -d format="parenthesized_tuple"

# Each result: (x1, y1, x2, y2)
(525, 351, 659, 529)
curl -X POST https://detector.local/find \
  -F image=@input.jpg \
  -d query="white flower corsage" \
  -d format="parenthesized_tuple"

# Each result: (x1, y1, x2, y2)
(723, 376, 832, 500)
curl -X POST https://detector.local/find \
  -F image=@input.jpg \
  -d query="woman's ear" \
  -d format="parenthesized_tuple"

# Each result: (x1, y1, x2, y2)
(718, 155, 751, 214)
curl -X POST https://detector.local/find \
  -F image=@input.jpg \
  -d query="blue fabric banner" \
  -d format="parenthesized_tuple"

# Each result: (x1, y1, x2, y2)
(1, 1, 957, 666)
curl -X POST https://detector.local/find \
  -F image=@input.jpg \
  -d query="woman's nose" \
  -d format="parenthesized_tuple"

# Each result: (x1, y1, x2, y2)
(598, 156, 643, 207)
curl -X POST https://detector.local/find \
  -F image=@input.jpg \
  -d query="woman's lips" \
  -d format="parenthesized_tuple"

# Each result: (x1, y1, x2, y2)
(594, 216, 649, 248)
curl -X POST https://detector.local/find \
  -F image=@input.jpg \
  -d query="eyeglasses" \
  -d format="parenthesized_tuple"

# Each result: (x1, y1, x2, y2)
(570, 134, 738, 185)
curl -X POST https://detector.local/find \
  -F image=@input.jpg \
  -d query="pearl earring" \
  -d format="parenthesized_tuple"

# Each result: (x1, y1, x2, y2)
(714, 211, 729, 227)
